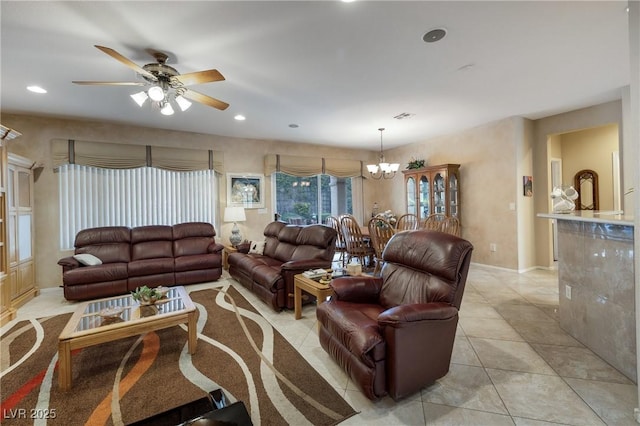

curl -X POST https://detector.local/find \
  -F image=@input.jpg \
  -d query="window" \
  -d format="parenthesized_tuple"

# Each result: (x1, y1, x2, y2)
(273, 173, 352, 225)
(58, 164, 217, 249)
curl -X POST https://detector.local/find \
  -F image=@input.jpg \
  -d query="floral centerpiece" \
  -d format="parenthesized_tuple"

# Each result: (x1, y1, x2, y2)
(131, 285, 169, 305)
(374, 210, 397, 228)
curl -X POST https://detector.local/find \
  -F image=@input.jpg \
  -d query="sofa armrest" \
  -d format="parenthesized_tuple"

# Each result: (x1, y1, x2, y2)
(235, 242, 251, 254)
(208, 242, 224, 254)
(330, 275, 383, 303)
(58, 256, 81, 273)
(378, 302, 458, 326)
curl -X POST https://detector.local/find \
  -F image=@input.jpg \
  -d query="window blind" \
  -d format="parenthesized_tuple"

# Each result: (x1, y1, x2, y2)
(58, 164, 217, 249)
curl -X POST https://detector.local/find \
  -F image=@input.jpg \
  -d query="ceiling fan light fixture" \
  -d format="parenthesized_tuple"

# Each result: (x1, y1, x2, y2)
(130, 91, 148, 107)
(160, 102, 174, 116)
(175, 95, 192, 112)
(148, 85, 165, 102)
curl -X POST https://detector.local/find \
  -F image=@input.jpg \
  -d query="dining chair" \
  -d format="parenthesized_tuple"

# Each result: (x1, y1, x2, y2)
(325, 216, 347, 267)
(422, 213, 447, 231)
(396, 213, 419, 231)
(441, 216, 461, 237)
(422, 214, 461, 237)
(367, 217, 395, 276)
(340, 215, 375, 268)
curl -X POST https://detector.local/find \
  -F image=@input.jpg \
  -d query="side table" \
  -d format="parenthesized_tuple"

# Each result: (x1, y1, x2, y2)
(293, 273, 334, 320)
(222, 245, 237, 270)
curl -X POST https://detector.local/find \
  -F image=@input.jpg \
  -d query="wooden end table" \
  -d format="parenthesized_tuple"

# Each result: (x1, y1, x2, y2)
(222, 245, 238, 270)
(293, 273, 334, 320)
(57, 286, 197, 391)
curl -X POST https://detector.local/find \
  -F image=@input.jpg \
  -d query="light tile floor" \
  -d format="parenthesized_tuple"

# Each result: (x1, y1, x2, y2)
(3, 264, 638, 425)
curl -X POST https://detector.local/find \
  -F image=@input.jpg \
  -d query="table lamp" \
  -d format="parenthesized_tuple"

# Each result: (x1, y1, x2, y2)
(224, 206, 246, 246)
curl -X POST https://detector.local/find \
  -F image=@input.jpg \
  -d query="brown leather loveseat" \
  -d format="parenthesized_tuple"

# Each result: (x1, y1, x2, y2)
(228, 221, 336, 311)
(317, 230, 473, 400)
(58, 222, 223, 301)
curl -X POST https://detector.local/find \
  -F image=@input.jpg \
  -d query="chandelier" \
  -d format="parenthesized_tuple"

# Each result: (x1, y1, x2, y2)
(367, 128, 400, 180)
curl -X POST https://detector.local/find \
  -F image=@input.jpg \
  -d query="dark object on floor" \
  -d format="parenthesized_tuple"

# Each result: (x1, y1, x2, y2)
(128, 389, 252, 426)
(317, 230, 473, 400)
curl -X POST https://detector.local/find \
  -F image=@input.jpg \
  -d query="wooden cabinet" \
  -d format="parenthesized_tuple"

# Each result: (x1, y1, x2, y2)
(7, 153, 37, 311)
(402, 164, 460, 224)
(0, 125, 20, 325)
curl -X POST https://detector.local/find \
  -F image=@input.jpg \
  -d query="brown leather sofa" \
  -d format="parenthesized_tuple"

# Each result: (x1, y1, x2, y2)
(316, 230, 473, 400)
(58, 222, 223, 301)
(228, 221, 336, 311)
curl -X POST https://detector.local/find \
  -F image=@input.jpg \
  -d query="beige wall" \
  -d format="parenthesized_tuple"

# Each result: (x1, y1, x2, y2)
(559, 124, 619, 211)
(533, 100, 624, 268)
(384, 117, 521, 269)
(0, 113, 376, 289)
(0, 98, 629, 288)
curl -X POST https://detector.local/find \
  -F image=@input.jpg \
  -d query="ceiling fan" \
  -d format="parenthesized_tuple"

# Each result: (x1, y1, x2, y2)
(73, 45, 229, 115)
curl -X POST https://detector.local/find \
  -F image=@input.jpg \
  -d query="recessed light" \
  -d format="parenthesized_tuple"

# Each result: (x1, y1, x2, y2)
(27, 85, 47, 94)
(288, 124, 299, 128)
(423, 28, 447, 43)
(234, 114, 246, 121)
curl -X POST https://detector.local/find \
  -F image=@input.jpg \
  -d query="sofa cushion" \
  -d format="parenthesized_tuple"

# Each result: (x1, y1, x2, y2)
(131, 225, 173, 261)
(128, 258, 174, 277)
(73, 253, 102, 266)
(175, 253, 219, 272)
(75, 226, 131, 264)
(249, 240, 266, 255)
(251, 264, 284, 290)
(63, 263, 129, 286)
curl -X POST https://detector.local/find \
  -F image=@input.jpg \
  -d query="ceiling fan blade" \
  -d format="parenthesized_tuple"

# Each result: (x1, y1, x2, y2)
(72, 81, 146, 86)
(94, 45, 157, 81)
(182, 89, 229, 111)
(172, 69, 225, 86)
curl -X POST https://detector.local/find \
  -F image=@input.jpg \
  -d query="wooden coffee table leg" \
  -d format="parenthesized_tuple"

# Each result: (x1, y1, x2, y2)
(58, 340, 72, 391)
(187, 310, 198, 354)
(294, 283, 303, 320)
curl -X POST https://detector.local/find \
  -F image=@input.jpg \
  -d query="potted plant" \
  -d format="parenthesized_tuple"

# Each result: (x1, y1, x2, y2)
(406, 158, 425, 170)
(131, 285, 169, 305)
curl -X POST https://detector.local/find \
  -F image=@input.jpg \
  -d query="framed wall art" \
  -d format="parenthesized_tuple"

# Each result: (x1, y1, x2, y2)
(227, 173, 265, 208)
(523, 176, 533, 197)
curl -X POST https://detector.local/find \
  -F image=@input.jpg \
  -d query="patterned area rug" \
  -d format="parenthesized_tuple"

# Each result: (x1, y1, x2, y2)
(0, 284, 357, 425)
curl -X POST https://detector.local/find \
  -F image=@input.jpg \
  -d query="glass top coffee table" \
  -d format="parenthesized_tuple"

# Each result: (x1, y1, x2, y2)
(57, 286, 198, 391)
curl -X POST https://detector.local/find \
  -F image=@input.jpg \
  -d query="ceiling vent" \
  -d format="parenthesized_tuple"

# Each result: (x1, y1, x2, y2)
(393, 112, 415, 120)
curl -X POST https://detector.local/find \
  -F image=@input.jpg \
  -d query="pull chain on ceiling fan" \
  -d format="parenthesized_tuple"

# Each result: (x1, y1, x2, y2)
(73, 45, 229, 116)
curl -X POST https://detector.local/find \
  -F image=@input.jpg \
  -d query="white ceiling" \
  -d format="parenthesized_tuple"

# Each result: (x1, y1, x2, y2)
(0, 1, 630, 150)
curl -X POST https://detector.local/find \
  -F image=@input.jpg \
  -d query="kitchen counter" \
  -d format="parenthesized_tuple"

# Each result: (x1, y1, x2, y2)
(538, 211, 636, 382)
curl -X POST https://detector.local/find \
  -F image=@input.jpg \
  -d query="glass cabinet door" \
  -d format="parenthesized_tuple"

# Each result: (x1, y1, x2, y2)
(406, 177, 416, 215)
(433, 172, 445, 214)
(419, 175, 430, 219)
(449, 173, 459, 217)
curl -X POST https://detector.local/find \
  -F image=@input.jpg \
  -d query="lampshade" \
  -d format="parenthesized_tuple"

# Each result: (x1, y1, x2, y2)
(130, 91, 149, 107)
(175, 95, 192, 111)
(160, 102, 174, 116)
(148, 85, 165, 102)
(224, 206, 246, 222)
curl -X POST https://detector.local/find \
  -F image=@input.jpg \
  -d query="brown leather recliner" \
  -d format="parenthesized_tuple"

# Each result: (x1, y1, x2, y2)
(316, 230, 473, 400)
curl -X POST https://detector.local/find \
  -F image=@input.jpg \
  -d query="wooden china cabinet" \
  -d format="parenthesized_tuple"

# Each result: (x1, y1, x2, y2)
(0, 125, 20, 325)
(402, 164, 461, 224)
(7, 153, 37, 314)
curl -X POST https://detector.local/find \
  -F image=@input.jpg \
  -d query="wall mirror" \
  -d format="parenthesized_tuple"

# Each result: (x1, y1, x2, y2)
(574, 169, 599, 210)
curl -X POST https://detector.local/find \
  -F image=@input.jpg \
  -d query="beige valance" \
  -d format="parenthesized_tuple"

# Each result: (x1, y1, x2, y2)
(51, 139, 224, 173)
(264, 154, 363, 178)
